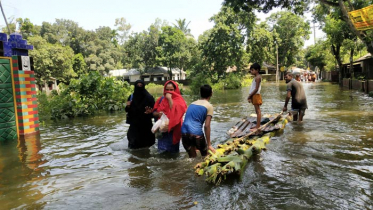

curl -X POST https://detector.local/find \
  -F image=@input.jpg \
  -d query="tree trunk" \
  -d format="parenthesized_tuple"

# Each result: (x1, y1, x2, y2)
(168, 66, 172, 80)
(331, 44, 343, 85)
(350, 48, 354, 79)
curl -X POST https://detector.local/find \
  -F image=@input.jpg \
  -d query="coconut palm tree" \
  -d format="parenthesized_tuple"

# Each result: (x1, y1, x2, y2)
(173, 18, 192, 37)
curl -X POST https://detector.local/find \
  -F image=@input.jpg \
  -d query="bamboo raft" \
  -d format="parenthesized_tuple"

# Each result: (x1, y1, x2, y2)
(194, 112, 290, 185)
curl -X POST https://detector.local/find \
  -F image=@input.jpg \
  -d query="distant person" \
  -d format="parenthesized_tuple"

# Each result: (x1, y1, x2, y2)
(295, 74, 301, 82)
(181, 85, 216, 158)
(125, 80, 155, 149)
(311, 73, 316, 82)
(247, 63, 262, 131)
(283, 72, 308, 122)
(151, 80, 187, 153)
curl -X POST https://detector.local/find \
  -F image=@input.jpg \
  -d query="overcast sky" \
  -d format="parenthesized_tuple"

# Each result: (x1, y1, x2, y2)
(1, 0, 324, 47)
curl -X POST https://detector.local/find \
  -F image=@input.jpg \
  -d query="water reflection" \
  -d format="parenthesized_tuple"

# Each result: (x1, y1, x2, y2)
(126, 149, 153, 190)
(0, 134, 46, 209)
(17, 134, 46, 171)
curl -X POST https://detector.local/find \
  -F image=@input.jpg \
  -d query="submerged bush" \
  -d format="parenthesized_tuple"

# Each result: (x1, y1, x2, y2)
(189, 73, 212, 94)
(241, 74, 254, 87)
(38, 71, 131, 119)
(146, 83, 164, 97)
(222, 73, 242, 89)
(189, 72, 248, 94)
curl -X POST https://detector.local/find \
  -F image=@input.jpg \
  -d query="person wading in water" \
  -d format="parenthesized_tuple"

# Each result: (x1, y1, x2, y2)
(125, 80, 156, 149)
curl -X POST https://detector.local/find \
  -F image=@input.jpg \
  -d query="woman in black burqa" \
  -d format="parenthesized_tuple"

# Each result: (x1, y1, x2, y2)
(125, 80, 155, 149)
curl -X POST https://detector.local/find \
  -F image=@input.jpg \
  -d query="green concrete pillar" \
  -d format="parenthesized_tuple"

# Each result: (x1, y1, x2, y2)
(0, 57, 18, 141)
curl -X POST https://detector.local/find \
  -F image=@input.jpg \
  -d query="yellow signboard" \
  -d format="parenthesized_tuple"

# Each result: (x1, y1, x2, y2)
(349, 5, 373, 31)
(280, 66, 285, 72)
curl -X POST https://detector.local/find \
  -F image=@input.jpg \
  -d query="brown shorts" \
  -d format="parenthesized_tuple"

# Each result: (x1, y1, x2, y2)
(182, 133, 208, 156)
(252, 94, 262, 105)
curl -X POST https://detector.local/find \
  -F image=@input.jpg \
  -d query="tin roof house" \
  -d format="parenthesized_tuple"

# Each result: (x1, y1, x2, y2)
(142, 67, 186, 81)
(109, 67, 186, 83)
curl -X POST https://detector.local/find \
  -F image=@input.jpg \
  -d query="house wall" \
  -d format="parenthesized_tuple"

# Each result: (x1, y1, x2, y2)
(129, 75, 141, 82)
(368, 80, 373, 93)
(342, 78, 373, 93)
(351, 79, 362, 90)
(262, 74, 276, 81)
(342, 78, 349, 88)
(322, 71, 330, 81)
(362, 59, 373, 80)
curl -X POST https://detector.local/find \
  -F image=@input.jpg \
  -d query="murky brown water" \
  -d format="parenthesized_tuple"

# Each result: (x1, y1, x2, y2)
(1, 82, 373, 209)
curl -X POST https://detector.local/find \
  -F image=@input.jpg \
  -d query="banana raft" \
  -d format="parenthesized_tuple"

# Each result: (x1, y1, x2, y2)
(194, 113, 290, 185)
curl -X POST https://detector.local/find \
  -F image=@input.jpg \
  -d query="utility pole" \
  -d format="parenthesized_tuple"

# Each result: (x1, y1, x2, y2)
(313, 23, 316, 45)
(313, 23, 320, 45)
(0, 0, 10, 35)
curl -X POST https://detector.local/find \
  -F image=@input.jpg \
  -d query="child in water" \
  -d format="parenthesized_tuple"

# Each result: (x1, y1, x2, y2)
(247, 63, 262, 132)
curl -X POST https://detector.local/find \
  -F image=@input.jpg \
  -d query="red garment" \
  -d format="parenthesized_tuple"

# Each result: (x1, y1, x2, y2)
(153, 80, 187, 144)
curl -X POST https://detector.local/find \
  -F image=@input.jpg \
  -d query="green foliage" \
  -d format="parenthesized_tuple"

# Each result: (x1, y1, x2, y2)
(36, 92, 51, 120)
(38, 71, 131, 119)
(198, 7, 251, 82)
(223, 0, 310, 14)
(146, 83, 164, 96)
(222, 73, 242, 89)
(114, 17, 132, 45)
(17, 18, 39, 39)
(305, 40, 328, 70)
(241, 74, 254, 87)
(158, 26, 191, 76)
(124, 19, 169, 70)
(247, 22, 275, 65)
(28, 35, 76, 84)
(189, 73, 212, 94)
(73, 53, 87, 77)
(173, 18, 192, 36)
(267, 11, 310, 67)
(124, 32, 147, 71)
(369, 91, 373, 97)
(189, 72, 243, 94)
(355, 75, 366, 80)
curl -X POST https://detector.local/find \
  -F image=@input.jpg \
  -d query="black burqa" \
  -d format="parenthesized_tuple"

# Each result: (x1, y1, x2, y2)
(125, 80, 155, 149)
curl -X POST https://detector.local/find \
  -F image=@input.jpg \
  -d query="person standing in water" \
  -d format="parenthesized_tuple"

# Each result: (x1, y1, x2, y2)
(151, 80, 187, 153)
(125, 80, 155, 149)
(181, 85, 216, 158)
(247, 63, 262, 132)
(283, 72, 308, 122)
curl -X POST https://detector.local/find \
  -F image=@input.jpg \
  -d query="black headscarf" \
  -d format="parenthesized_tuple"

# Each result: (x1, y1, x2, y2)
(128, 80, 155, 124)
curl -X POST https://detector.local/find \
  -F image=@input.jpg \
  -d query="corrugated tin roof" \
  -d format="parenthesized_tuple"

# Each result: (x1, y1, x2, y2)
(145, 67, 185, 74)
(355, 53, 372, 62)
(124, 69, 140, 76)
(343, 53, 373, 65)
(109, 67, 185, 76)
(146, 66, 169, 74)
(108, 69, 128, 76)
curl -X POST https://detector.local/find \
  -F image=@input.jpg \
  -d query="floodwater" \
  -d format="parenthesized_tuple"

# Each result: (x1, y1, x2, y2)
(1, 82, 373, 209)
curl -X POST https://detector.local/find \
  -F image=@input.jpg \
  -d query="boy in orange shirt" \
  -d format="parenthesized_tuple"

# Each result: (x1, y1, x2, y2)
(247, 63, 262, 132)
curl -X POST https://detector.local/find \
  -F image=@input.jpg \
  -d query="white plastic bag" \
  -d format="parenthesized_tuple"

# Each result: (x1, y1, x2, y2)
(151, 114, 169, 133)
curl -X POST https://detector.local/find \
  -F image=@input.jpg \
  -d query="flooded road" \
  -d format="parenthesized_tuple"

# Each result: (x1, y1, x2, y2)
(1, 82, 373, 209)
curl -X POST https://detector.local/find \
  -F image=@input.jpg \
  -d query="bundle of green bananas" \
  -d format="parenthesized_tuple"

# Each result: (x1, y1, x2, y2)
(194, 114, 290, 185)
